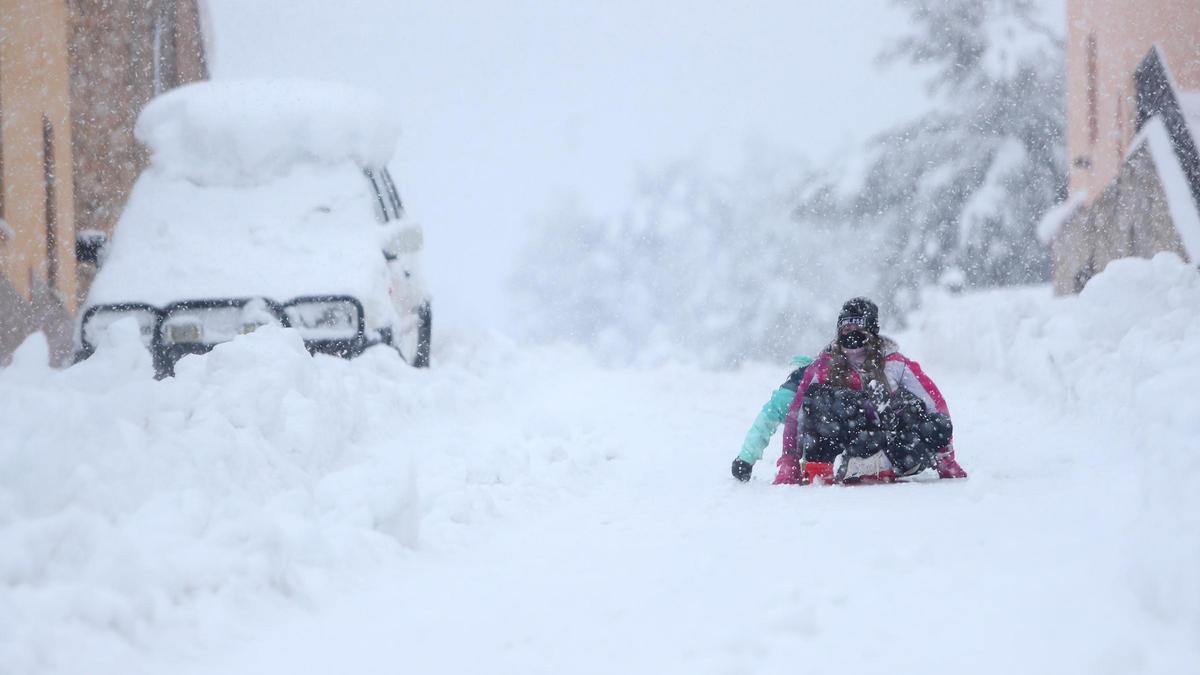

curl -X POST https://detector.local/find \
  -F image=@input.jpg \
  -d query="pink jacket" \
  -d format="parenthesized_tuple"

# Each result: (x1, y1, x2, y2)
(781, 338, 952, 456)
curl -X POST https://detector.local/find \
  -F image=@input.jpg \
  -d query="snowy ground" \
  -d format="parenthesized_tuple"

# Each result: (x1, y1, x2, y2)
(164, 373, 1152, 675)
(2, 254, 1198, 674)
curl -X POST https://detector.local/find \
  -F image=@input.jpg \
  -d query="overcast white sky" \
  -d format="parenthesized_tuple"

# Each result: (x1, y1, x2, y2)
(206, 0, 937, 330)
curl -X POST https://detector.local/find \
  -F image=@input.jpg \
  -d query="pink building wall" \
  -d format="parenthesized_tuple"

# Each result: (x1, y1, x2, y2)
(1066, 0, 1200, 203)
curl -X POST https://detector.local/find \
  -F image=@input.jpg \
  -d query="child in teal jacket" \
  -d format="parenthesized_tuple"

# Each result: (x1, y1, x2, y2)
(730, 355, 814, 481)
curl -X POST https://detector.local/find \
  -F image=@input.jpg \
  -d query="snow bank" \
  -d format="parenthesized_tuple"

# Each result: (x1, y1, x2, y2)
(136, 79, 400, 187)
(903, 252, 1200, 651)
(0, 325, 613, 675)
(0, 324, 415, 673)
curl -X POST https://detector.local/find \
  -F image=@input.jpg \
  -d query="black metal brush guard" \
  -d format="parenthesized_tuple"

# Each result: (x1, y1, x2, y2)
(78, 295, 371, 378)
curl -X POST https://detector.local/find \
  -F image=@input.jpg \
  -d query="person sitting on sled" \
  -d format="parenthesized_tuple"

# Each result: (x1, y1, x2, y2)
(730, 355, 815, 482)
(780, 297, 967, 484)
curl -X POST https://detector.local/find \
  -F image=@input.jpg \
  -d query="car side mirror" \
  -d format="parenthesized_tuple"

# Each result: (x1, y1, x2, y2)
(383, 223, 423, 259)
(76, 230, 109, 267)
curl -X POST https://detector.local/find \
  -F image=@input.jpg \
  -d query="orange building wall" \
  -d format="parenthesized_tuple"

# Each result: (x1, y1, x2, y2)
(1066, 0, 1200, 204)
(0, 0, 78, 309)
(67, 0, 209, 248)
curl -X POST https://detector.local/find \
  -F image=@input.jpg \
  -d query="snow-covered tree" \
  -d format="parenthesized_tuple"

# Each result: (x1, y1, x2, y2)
(851, 0, 1066, 311)
(511, 153, 881, 367)
(512, 1, 1067, 364)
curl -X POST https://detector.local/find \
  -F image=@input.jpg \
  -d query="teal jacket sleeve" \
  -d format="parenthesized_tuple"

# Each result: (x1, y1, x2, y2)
(738, 386, 797, 464)
(737, 356, 813, 465)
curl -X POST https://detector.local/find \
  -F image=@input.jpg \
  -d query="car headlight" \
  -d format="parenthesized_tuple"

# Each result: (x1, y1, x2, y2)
(164, 318, 204, 344)
(82, 306, 159, 348)
(284, 299, 360, 339)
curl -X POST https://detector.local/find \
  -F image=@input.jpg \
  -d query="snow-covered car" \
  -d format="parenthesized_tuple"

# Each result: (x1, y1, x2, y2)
(75, 79, 431, 376)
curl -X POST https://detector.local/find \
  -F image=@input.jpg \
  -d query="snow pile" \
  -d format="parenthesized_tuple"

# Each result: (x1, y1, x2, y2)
(0, 324, 414, 673)
(905, 252, 1198, 426)
(136, 79, 400, 187)
(904, 252, 1200, 647)
(0, 325, 614, 675)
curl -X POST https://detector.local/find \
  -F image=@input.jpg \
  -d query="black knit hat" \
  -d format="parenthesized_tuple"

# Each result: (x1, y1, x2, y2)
(837, 297, 880, 335)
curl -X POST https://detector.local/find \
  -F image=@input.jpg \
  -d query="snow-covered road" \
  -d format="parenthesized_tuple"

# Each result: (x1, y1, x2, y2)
(164, 367, 1173, 675)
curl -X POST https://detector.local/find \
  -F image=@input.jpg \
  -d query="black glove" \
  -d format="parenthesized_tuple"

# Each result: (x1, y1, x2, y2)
(731, 458, 753, 482)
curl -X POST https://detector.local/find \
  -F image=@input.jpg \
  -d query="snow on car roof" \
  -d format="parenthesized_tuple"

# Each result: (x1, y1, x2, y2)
(86, 79, 404, 327)
(135, 79, 400, 187)
(86, 161, 401, 329)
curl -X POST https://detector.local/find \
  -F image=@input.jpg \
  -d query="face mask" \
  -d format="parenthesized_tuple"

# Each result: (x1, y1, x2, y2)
(842, 345, 868, 370)
(838, 331, 869, 349)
